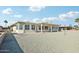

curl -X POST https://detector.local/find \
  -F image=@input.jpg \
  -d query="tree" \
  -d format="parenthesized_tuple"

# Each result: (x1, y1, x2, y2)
(4, 20, 8, 23)
(75, 18, 79, 30)
(75, 18, 79, 24)
(74, 25, 79, 30)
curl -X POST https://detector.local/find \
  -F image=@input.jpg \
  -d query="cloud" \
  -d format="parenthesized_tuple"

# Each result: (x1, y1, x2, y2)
(32, 18, 41, 23)
(32, 17, 57, 23)
(59, 14, 68, 20)
(2, 8, 14, 15)
(58, 11, 79, 20)
(29, 6, 46, 12)
(41, 17, 57, 23)
(67, 11, 79, 16)
(31, 11, 79, 24)
(14, 14, 23, 18)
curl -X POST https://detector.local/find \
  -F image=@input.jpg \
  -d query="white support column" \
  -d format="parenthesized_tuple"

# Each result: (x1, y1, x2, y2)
(41, 24, 43, 32)
(23, 25, 25, 30)
(51, 26, 52, 32)
(44, 26, 45, 32)
(47, 26, 49, 32)
(57, 27, 59, 32)
(16, 23, 20, 33)
(37, 26, 39, 31)
(17, 23, 20, 30)
(48, 27, 49, 32)
(23, 25, 25, 33)
(30, 24, 32, 30)
(35, 25, 37, 32)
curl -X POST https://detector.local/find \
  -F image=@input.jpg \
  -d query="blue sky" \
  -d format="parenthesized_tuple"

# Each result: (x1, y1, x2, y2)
(0, 6, 79, 26)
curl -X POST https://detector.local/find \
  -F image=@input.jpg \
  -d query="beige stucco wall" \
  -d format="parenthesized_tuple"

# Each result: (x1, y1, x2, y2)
(15, 30, 24, 33)
(15, 30, 35, 33)
(24, 30, 36, 33)
(11, 26, 33, 33)
(11, 26, 24, 33)
(13, 26, 16, 32)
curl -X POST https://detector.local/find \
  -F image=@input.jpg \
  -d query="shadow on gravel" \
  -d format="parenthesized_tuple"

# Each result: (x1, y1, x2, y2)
(0, 32, 23, 53)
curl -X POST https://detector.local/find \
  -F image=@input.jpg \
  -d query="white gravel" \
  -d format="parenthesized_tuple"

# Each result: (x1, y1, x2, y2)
(14, 30, 79, 53)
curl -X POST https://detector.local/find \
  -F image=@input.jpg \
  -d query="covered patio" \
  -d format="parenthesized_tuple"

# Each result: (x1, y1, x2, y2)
(10, 22, 60, 33)
(35, 23, 59, 32)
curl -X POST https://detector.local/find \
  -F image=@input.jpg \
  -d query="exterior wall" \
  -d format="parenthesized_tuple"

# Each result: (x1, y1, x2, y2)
(48, 27, 59, 32)
(12, 26, 17, 33)
(15, 30, 24, 33)
(24, 30, 36, 33)
(58, 27, 68, 31)
(36, 29, 49, 32)
(11, 23, 35, 33)
(11, 25, 24, 33)
(52, 27, 59, 32)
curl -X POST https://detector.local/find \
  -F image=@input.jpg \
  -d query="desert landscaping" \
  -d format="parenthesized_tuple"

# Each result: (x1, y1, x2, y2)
(13, 30, 79, 53)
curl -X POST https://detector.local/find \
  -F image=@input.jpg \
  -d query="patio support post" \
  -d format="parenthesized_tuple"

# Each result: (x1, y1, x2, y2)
(43, 26, 45, 32)
(35, 25, 37, 32)
(30, 24, 32, 30)
(23, 25, 25, 30)
(57, 27, 59, 31)
(17, 23, 20, 30)
(23, 25, 25, 33)
(41, 24, 43, 32)
(51, 26, 52, 32)
(37, 26, 39, 31)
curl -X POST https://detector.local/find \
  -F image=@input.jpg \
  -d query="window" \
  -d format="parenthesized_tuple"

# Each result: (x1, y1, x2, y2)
(25, 25, 29, 30)
(19, 25, 23, 30)
(16, 25, 18, 30)
(16, 24, 23, 30)
(32, 25, 35, 30)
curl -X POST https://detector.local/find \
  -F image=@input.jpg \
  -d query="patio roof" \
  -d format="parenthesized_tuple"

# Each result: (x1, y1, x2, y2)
(37, 23, 59, 27)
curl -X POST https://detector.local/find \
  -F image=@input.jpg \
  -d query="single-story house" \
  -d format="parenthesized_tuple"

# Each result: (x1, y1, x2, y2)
(9, 21, 73, 33)
(58, 25, 73, 31)
(10, 21, 60, 33)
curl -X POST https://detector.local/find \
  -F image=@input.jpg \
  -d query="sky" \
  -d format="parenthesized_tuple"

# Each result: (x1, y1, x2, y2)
(0, 6, 79, 27)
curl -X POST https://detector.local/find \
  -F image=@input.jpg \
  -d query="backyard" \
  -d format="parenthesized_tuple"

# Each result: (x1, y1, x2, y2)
(13, 30, 79, 53)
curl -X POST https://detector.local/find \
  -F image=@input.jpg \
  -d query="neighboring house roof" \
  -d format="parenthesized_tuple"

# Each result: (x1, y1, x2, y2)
(3, 27, 9, 29)
(59, 25, 70, 27)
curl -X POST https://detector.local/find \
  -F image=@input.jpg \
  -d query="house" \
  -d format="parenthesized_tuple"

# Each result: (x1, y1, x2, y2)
(0, 26, 10, 33)
(0, 26, 3, 32)
(10, 21, 60, 33)
(58, 25, 73, 31)
(0, 26, 5, 35)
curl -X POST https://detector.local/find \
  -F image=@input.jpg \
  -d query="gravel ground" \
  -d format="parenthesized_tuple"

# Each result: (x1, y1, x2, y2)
(14, 30, 79, 53)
